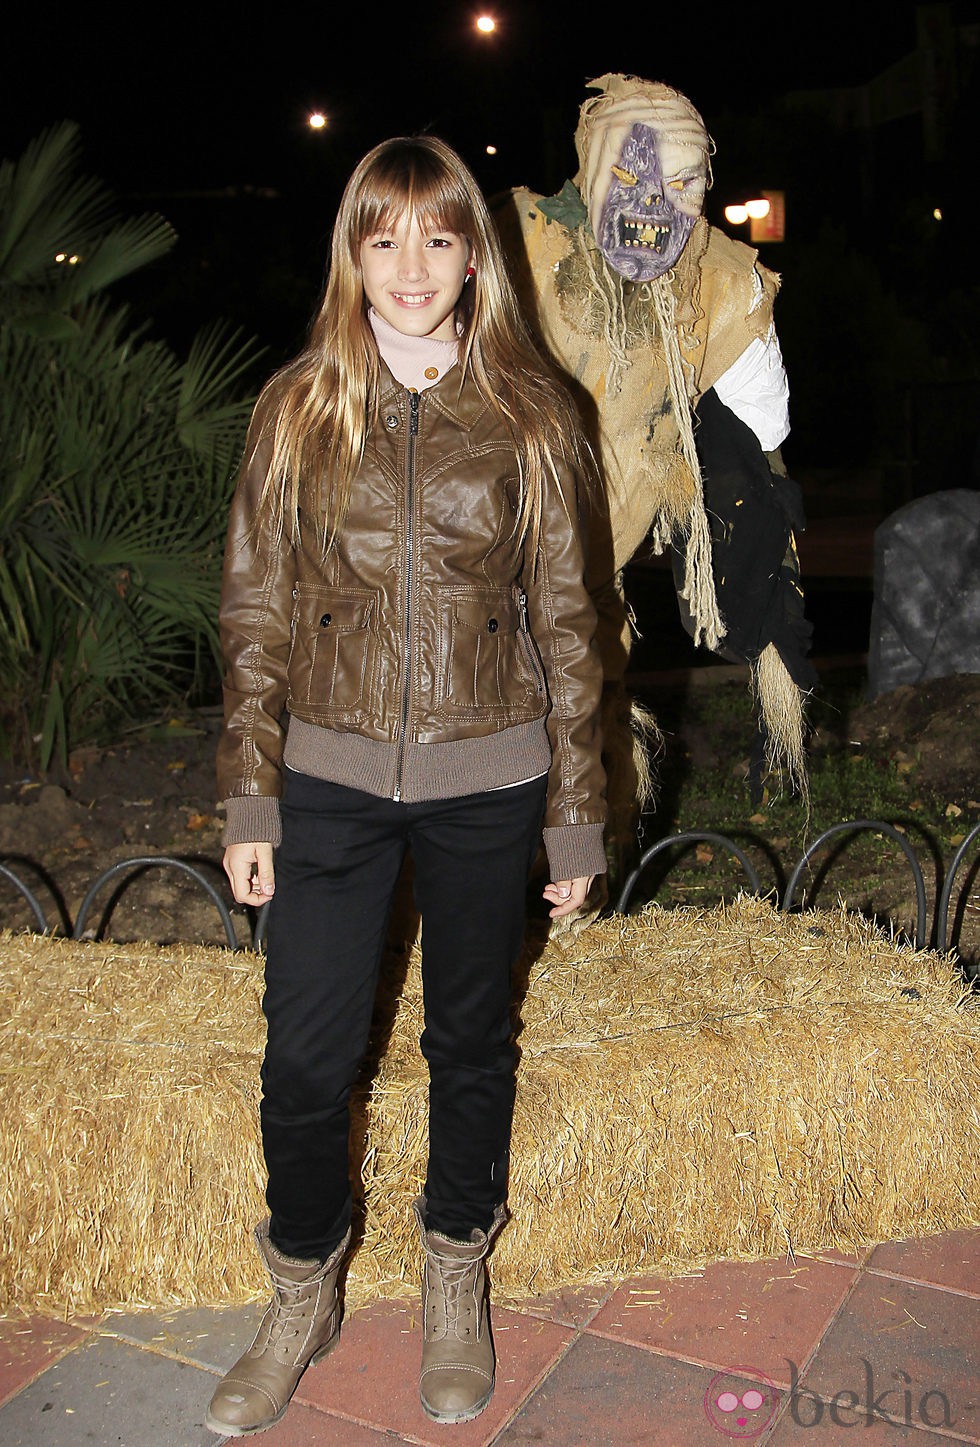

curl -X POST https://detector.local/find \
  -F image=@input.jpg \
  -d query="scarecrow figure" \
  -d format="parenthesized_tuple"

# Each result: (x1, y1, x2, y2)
(498, 74, 814, 862)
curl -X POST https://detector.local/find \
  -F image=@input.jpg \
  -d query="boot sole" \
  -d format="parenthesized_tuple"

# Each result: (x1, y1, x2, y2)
(205, 1332, 340, 1437)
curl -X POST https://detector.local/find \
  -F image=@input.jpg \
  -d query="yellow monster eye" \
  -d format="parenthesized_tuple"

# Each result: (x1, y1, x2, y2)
(667, 179, 685, 190)
(611, 165, 638, 186)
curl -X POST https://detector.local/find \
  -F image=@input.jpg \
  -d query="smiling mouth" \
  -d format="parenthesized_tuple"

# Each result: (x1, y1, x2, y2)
(618, 217, 668, 251)
(392, 291, 435, 305)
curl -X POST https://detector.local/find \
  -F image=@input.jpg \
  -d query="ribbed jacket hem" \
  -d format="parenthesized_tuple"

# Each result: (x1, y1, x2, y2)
(222, 718, 606, 881)
(283, 715, 554, 805)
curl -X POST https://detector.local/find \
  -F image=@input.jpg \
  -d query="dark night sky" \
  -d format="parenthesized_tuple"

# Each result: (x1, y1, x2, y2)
(4, 0, 968, 372)
(5, 2, 930, 198)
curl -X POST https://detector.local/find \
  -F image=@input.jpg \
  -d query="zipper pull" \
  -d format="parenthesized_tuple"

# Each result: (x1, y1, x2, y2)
(519, 590, 529, 630)
(408, 388, 419, 435)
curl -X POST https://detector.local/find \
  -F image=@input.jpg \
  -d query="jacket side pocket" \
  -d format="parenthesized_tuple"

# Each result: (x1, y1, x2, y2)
(439, 589, 539, 716)
(288, 587, 377, 714)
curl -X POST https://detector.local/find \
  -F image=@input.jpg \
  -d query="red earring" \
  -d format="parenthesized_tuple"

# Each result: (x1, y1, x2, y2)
(465, 265, 476, 279)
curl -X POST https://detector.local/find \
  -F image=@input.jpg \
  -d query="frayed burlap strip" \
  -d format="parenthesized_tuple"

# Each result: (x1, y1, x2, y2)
(2, 898, 977, 1318)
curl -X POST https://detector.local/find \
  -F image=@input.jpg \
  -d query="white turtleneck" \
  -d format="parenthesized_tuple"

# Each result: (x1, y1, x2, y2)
(368, 307, 459, 391)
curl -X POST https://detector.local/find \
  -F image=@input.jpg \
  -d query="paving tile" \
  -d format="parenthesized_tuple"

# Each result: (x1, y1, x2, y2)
(766, 1405, 955, 1443)
(101, 1302, 264, 1371)
(506, 1280, 615, 1330)
(217, 1398, 412, 1444)
(867, 1228, 980, 1296)
(0, 1316, 89, 1410)
(801, 1273, 980, 1441)
(4, 1245, 972, 1447)
(589, 1257, 859, 1384)
(497, 1333, 780, 1445)
(0, 1333, 218, 1446)
(295, 1298, 572, 1444)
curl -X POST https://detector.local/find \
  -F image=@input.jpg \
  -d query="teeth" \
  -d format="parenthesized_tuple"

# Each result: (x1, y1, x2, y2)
(619, 219, 668, 250)
(393, 292, 434, 305)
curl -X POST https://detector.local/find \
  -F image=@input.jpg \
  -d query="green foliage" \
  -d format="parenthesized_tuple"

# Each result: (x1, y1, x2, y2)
(633, 670, 972, 924)
(0, 123, 260, 768)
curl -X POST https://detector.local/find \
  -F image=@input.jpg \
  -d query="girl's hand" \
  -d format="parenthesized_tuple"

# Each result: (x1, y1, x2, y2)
(224, 842, 276, 905)
(543, 875, 594, 919)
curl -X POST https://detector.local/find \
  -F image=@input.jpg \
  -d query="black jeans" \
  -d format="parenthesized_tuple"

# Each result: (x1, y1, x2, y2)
(261, 770, 547, 1259)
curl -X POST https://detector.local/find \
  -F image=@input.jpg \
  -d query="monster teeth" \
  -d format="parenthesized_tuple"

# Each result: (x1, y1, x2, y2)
(620, 220, 668, 249)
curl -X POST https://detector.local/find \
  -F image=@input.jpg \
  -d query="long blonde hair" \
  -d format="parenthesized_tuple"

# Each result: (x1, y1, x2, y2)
(254, 135, 591, 557)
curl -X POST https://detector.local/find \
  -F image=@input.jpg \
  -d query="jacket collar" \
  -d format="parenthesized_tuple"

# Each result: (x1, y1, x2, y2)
(377, 358, 490, 434)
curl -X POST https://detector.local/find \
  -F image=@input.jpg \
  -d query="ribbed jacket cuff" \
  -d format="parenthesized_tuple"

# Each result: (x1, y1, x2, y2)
(222, 795, 282, 848)
(542, 822, 607, 883)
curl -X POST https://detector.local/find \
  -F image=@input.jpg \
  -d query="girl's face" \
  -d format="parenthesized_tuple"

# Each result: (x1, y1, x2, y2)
(360, 212, 470, 342)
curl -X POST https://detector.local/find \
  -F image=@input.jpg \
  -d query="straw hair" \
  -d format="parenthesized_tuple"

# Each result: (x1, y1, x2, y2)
(754, 640, 811, 805)
(2, 899, 977, 1318)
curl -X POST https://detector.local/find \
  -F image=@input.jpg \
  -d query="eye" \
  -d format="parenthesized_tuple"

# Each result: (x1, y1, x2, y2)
(611, 165, 638, 187)
(667, 179, 685, 191)
(425, 237, 452, 248)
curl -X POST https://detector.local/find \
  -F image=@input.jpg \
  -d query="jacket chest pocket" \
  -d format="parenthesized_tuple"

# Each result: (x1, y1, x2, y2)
(288, 588, 377, 714)
(440, 590, 541, 715)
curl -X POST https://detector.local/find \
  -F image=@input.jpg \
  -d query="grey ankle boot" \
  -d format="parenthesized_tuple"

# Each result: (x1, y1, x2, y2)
(413, 1194, 507, 1424)
(205, 1219, 350, 1437)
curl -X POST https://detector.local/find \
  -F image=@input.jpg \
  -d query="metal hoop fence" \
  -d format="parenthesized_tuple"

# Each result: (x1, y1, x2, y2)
(1, 818, 978, 963)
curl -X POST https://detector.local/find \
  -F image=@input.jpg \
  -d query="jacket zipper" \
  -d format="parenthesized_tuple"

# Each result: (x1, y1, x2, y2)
(393, 388, 420, 800)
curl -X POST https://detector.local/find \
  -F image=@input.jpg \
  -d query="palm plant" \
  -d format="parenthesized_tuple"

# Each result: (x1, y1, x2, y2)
(0, 123, 260, 767)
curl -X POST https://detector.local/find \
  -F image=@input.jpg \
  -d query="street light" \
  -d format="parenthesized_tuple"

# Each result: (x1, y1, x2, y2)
(308, 112, 327, 131)
(724, 198, 771, 225)
(724, 193, 785, 242)
(475, 15, 496, 33)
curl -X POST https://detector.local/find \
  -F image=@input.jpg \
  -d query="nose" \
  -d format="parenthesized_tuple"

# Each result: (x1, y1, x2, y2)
(397, 240, 427, 281)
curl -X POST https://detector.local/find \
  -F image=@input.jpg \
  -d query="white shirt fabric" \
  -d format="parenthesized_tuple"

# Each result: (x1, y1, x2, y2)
(368, 308, 459, 390)
(712, 326, 790, 452)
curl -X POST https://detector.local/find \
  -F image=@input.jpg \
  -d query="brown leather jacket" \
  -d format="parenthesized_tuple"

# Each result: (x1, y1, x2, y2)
(217, 365, 606, 877)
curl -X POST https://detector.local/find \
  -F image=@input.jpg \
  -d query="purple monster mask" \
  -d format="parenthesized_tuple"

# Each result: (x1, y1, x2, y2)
(596, 123, 703, 281)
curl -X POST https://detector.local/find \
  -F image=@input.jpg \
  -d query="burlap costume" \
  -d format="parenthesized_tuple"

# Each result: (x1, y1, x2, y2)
(497, 76, 812, 857)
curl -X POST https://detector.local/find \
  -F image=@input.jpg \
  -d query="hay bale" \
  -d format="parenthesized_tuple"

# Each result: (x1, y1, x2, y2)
(1, 898, 978, 1318)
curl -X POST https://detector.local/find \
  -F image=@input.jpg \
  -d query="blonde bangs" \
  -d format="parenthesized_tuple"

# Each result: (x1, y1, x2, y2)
(348, 141, 473, 248)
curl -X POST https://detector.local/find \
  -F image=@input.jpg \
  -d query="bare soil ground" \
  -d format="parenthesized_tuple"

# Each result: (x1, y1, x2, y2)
(0, 673, 978, 972)
(0, 709, 239, 947)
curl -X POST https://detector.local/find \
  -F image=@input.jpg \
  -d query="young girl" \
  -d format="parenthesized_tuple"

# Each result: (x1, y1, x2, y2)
(208, 135, 606, 1437)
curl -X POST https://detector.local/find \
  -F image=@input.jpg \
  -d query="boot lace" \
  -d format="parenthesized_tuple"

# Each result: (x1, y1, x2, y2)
(427, 1256, 481, 1341)
(254, 1275, 326, 1360)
